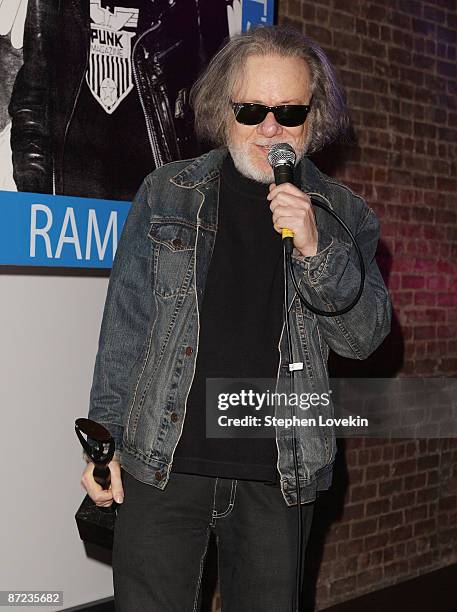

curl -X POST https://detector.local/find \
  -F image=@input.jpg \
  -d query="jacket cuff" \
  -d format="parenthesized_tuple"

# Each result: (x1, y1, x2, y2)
(291, 232, 352, 286)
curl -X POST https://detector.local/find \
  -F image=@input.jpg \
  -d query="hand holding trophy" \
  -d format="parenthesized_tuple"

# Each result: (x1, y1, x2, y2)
(75, 418, 123, 549)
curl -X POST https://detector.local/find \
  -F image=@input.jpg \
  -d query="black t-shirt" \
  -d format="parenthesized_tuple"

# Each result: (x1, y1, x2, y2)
(172, 154, 285, 483)
(64, 1, 153, 200)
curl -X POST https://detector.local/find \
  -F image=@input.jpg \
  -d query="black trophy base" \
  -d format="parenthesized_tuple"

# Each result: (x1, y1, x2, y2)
(75, 494, 117, 550)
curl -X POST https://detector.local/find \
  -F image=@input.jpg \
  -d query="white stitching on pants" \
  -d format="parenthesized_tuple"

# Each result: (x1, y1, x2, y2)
(212, 479, 237, 520)
(210, 478, 218, 526)
(192, 526, 211, 612)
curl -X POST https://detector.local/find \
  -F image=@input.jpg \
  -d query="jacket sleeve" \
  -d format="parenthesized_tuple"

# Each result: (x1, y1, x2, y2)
(87, 178, 154, 453)
(8, 0, 55, 193)
(291, 203, 392, 360)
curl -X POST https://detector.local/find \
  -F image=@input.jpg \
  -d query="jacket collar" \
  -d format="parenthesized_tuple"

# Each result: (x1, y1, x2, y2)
(170, 148, 227, 188)
(170, 146, 334, 201)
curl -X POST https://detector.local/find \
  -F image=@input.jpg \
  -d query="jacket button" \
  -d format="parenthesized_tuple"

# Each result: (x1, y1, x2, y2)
(154, 471, 162, 481)
(185, 346, 193, 355)
(170, 412, 179, 423)
(172, 238, 183, 248)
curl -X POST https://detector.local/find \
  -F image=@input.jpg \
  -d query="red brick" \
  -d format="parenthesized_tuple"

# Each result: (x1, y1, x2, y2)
(423, 5, 446, 23)
(413, 326, 436, 341)
(383, 445, 395, 461)
(427, 276, 448, 291)
(365, 532, 389, 551)
(333, 30, 361, 52)
(379, 511, 405, 531)
(412, 53, 436, 71)
(405, 504, 428, 522)
(322, 543, 337, 562)
(347, 52, 374, 72)
(426, 469, 440, 486)
(389, 46, 412, 66)
(379, 478, 404, 496)
(414, 359, 438, 374)
(417, 454, 440, 470)
(438, 495, 457, 512)
(342, 502, 365, 521)
(436, 209, 457, 224)
(337, 538, 365, 557)
(383, 545, 396, 563)
(364, 4, 387, 20)
(402, 275, 425, 289)
(355, 18, 367, 35)
(437, 260, 457, 274)
(340, 69, 361, 88)
(357, 567, 383, 589)
(409, 551, 434, 570)
(412, 18, 436, 35)
(351, 518, 378, 538)
(315, 6, 330, 24)
(366, 464, 391, 481)
(287, 0, 301, 18)
(417, 486, 440, 503)
(384, 560, 410, 578)
(332, 555, 359, 576)
(437, 293, 457, 307)
(366, 498, 391, 516)
(438, 326, 457, 339)
(326, 523, 351, 543)
(414, 292, 436, 306)
(437, 60, 457, 78)
(304, 23, 332, 45)
(391, 525, 414, 542)
(397, 0, 421, 15)
(414, 519, 437, 536)
(392, 459, 417, 477)
(351, 483, 378, 503)
(369, 549, 383, 566)
(329, 11, 355, 31)
(389, 10, 412, 30)
(410, 206, 434, 223)
(330, 575, 357, 597)
(404, 473, 427, 490)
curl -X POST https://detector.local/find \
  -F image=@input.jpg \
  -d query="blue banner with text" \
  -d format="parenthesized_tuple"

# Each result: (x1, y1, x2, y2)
(0, 190, 130, 269)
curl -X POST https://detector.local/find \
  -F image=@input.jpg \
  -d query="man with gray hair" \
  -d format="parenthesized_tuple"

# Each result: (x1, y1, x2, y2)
(81, 25, 391, 612)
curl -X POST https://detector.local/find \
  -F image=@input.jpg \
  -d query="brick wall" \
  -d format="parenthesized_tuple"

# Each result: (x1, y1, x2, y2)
(276, 0, 457, 609)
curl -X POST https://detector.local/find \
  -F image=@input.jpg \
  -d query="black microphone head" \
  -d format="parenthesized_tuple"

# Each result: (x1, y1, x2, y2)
(267, 143, 296, 169)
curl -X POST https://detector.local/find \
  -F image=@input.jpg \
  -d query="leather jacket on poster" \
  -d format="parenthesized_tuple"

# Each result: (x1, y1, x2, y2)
(87, 148, 392, 506)
(8, 0, 228, 197)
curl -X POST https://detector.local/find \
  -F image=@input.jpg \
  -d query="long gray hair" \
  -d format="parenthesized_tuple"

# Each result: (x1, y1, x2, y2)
(190, 26, 349, 154)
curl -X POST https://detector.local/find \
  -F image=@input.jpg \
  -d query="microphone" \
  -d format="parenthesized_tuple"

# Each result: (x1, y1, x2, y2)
(267, 143, 296, 253)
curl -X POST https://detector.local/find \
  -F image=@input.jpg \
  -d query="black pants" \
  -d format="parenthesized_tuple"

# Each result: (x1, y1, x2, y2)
(113, 468, 314, 612)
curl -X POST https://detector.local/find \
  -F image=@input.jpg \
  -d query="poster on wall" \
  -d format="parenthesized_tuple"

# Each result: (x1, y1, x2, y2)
(0, 0, 275, 271)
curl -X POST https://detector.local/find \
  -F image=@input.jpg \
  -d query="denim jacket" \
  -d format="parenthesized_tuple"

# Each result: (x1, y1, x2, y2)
(88, 147, 391, 506)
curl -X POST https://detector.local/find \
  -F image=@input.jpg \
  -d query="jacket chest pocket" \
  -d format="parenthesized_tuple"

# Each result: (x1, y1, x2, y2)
(148, 222, 196, 298)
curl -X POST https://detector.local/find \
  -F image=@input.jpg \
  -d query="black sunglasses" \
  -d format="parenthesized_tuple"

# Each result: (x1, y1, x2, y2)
(231, 100, 312, 127)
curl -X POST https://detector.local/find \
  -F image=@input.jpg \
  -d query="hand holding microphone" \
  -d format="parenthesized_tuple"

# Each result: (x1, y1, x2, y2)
(267, 143, 318, 256)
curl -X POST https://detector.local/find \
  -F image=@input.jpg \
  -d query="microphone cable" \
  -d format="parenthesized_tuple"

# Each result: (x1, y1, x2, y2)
(283, 240, 304, 612)
(270, 143, 366, 611)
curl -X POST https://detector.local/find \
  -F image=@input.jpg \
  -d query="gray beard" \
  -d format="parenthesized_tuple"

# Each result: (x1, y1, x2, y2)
(227, 142, 307, 184)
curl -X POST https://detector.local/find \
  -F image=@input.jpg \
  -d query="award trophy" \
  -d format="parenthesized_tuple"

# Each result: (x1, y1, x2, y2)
(75, 418, 117, 550)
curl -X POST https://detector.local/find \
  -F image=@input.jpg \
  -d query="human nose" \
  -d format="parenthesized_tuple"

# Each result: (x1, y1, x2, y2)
(257, 111, 283, 137)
